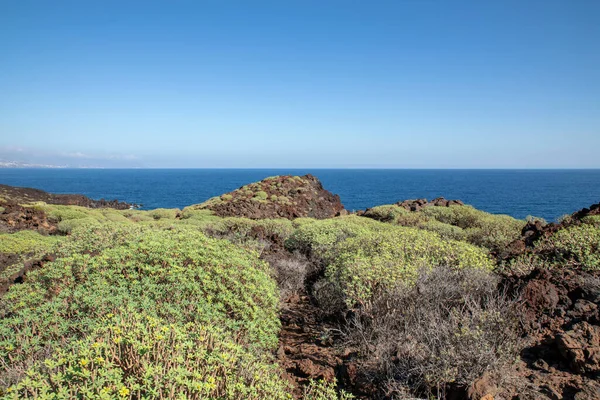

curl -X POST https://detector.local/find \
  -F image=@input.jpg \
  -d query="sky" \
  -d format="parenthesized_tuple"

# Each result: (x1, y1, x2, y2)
(1, 0, 599, 168)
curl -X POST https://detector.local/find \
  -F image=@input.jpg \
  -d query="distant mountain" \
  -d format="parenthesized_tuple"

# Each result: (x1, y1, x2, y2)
(0, 160, 67, 168)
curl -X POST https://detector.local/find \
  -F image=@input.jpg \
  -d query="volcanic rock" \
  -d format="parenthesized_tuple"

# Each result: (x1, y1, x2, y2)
(395, 197, 464, 212)
(191, 175, 344, 220)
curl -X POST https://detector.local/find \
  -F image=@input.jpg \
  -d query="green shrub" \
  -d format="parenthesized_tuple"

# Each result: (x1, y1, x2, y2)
(5, 309, 290, 399)
(148, 208, 179, 220)
(418, 219, 467, 241)
(420, 206, 525, 252)
(582, 215, 600, 228)
(201, 217, 294, 254)
(303, 379, 354, 400)
(362, 204, 524, 252)
(286, 216, 385, 261)
(43, 205, 97, 222)
(363, 205, 410, 223)
(221, 194, 233, 201)
(120, 209, 154, 223)
(0, 231, 60, 255)
(254, 191, 268, 201)
(287, 217, 493, 307)
(536, 224, 600, 270)
(99, 209, 131, 223)
(0, 207, 4, 214)
(325, 227, 494, 306)
(57, 216, 102, 234)
(0, 225, 285, 396)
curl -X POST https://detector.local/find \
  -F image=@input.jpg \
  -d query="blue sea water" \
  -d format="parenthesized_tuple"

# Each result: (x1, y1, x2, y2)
(0, 169, 599, 222)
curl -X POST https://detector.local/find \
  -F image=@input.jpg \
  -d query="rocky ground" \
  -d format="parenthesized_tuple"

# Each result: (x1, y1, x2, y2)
(500, 267, 600, 400)
(494, 205, 600, 400)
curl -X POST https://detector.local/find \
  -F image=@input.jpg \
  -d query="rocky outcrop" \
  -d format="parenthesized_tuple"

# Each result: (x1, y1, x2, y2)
(192, 175, 344, 220)
(0, 202, 57, 234)
(506, 201, 600, 255)
(0, 184, 134, 209)
(395, 197, 464, 212)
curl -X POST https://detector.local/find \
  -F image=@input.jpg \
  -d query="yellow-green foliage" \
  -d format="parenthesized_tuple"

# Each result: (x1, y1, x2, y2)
(364, 204, 525, 252)
(121, 209, 155, 223)
(287, 216, 493, 305)
(148, 208, 179, 220)
(286, 216, 386, 261)
(0, 224, 288, 397)
(254, 191, 268, 201)
(32, 204, 124, 234)
(582, 215, 600, 228)
(43, 204, 97, 222)
(327, 227, 494, 305)
(420, 206, 525, 251)
(363, 205, 411, 223)
(57, 216, 102, 234)
(0, 230, 60, 255)
(536, 224, 600, 270)
(0, 207, 5, 213)
(303, 379, 354, 400)
(200, 217, 294, 253)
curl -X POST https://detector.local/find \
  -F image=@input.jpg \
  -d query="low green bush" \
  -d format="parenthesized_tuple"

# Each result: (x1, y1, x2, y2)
(303, 379, 354, 400)
(362, 205, 524, 252)
(326, 227, 494, 306)
(582, 215, 600, 228)
(148, 208, 179, 220)
(57, 216, 102, 234)
(254, 191, 268, 201)
(536, 224, 600, 270)
(0, 225, 285, 397)
(420, 206, 525, 252)
(5, 309, 290, 399)
(287, 216, 494, 307)
(285, 216, 385, 261)
(43, 204, 98, 222)
(120, 209, 154, 223)
(0, 230, 60, 255)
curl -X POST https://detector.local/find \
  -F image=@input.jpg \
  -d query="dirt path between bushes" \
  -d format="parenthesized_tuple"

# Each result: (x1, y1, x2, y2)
(277, 293, 348, 398)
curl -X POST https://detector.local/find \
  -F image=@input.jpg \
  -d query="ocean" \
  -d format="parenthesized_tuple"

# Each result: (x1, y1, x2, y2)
(1, 169, 599, 222)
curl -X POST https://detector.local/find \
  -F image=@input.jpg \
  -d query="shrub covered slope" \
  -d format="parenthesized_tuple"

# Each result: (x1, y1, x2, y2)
(0, 180, 599, 400)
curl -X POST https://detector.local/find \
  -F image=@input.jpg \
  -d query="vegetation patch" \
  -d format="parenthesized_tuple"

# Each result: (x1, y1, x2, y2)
(363, 204, 525, 253)
(535, 223, 600, 270)
(0, 224, 287, 398)
(287, 216, 494, 307)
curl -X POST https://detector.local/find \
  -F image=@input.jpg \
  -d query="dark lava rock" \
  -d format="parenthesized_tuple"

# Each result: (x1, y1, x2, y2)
(499, 266, 600, 399)
(0, 202, 57, 234)
(192, 175, 344, 220)
(395, 197, 464, 212)
(504, 201, 600, 258)
(0, 184, 133, 210)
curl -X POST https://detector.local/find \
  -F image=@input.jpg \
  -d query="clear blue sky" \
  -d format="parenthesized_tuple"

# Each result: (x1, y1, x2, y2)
(1, 0, 598, 168)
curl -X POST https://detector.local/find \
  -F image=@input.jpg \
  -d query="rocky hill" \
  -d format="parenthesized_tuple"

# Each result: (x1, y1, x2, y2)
(190, 174, 345, 219)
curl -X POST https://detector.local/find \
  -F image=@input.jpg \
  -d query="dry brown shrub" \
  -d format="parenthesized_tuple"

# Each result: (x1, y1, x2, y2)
(344, 266, 521, 399)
